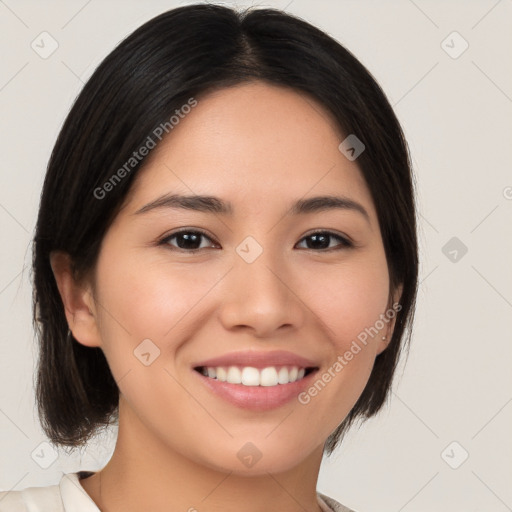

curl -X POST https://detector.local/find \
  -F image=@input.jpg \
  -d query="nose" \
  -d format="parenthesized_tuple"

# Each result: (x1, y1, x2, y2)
(217, 248, 305, 338)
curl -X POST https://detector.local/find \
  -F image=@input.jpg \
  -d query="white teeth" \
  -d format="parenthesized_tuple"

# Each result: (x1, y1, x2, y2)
(241, 367, 260, 386)
(260, 367, 278, 386)
(199, 365, 310, 386)
(227, 366, 242, 384)
(216, 367, 227, 382)
(277, 367, 289, 384)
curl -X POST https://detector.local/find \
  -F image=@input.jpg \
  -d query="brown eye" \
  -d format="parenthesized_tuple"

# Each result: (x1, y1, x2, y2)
(161, 230, 218, 251)
(296, 231, 353, 251)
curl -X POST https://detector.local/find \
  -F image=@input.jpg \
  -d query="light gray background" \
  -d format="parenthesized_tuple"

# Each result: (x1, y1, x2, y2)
(1, 1, 511, 511)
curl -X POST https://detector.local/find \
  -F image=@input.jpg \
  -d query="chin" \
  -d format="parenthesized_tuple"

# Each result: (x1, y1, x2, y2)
(191, 435, 324, 476)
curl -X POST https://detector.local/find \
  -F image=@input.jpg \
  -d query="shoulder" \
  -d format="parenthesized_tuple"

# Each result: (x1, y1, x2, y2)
(0, 472, 97, 512)
(0, 481, 63, 512)
(317, 492, 359, 512)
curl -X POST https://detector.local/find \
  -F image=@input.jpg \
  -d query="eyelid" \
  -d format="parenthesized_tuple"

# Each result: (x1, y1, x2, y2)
(159, 228, 354, 252)
(159, 227, 219, 249)
(297, 230, 354, 250)
(301, 229, 353, 244)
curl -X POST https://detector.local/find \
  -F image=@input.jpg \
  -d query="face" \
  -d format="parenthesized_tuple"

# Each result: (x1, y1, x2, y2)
(73, 82, 398, 475)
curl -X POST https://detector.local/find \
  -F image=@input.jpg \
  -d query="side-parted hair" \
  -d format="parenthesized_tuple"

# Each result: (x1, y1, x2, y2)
(32, 3, 418, 454)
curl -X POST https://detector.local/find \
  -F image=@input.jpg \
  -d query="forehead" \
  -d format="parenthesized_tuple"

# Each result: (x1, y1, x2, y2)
(122, 82, 376, 221)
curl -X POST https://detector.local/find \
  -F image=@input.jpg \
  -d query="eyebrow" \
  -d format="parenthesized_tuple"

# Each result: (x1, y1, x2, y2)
(133, 193, 370, 223)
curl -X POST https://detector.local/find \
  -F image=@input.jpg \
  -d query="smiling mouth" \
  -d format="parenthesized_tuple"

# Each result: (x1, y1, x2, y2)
(194, 365, 317, 387)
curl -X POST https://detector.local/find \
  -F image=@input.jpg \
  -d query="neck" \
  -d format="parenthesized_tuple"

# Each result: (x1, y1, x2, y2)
(80, 398, 325, 512)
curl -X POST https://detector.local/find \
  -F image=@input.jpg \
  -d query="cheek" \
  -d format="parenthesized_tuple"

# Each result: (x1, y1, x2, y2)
(87, 235, 392, 471)
(94, 240, 390, 378)
(292, 256, 390, 437)
(96, 250, 214, 339)
(302, 255, 390, 351)
(91, 246, 235, 399)
(91, 251, 210, 418)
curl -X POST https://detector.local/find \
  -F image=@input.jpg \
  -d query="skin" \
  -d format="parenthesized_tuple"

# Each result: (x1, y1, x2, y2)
(51, 81, 401, 512)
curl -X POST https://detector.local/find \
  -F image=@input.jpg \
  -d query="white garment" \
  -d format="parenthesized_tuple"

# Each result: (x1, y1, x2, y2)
(0, 472, 355, 512)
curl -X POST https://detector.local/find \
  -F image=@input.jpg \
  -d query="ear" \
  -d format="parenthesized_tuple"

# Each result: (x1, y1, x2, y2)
(376, 283, 404, 355)
(49, 250, 102, 348)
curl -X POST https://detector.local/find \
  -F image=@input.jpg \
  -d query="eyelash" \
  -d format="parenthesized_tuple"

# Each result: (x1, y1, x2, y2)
(158, 228, 354, 253)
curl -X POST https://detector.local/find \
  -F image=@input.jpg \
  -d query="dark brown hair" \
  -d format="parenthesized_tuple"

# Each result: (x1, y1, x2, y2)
(32, 3, 418, 454)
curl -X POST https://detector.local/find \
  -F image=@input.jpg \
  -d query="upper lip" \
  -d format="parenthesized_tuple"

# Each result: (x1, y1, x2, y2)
(193, 350, 319, 370)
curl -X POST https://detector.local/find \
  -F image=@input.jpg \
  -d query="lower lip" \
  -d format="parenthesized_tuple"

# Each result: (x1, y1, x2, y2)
(194, 370, 317, 411)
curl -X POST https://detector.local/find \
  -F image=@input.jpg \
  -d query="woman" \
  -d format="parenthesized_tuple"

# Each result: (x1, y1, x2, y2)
(0, 3, 418, 511)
